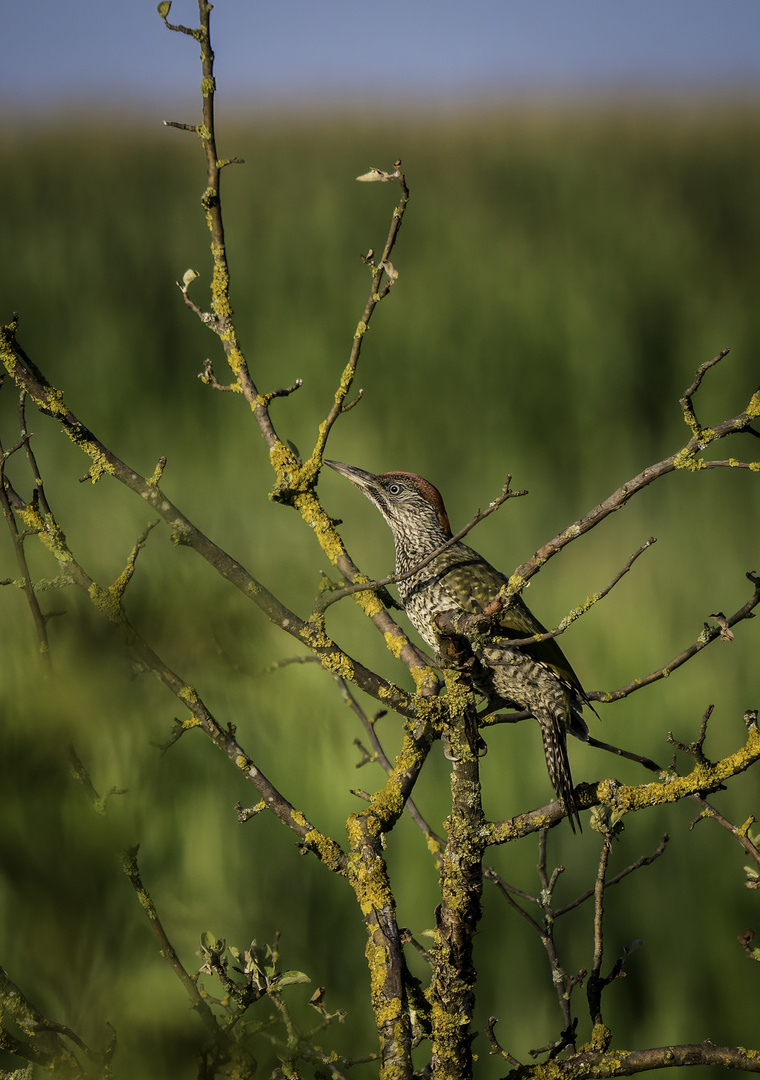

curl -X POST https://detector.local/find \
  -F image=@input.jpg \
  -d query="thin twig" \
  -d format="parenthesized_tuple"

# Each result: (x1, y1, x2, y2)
(590, 573, 760, 702)
(122, 847, 220, 1038)
(157, 0, 439, 711)
(311, 162, 410, 463)
(536, 830, 575, 1036)
(680, 348, 731, 437)
(161, 0, 279, 447)
(587, 837, 612, 1025)
(484, 1016, 522, 1066)
(484, 868, 544, 936)
(504, 538, 656, 648)
(691, 798, 760, 870)
(555, 836, 670, 917)
(668, 704, 714, 765)
(66, 745, 127, 815)
(510, 360, 760, 591)
(332, 674, 444, 857)
(316, 479, 526, 611)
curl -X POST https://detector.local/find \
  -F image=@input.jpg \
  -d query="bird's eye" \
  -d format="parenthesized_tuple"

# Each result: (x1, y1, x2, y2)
(388, 483, 401, 496)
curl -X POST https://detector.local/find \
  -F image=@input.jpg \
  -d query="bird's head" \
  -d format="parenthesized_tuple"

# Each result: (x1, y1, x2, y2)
(325, 461, 452, 551)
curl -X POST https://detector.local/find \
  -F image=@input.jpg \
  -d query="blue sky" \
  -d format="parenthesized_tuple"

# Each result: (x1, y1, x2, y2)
(4, 0, 760, 117)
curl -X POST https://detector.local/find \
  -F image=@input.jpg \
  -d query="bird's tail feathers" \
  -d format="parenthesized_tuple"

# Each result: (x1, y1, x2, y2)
(542, 713, 582, 833)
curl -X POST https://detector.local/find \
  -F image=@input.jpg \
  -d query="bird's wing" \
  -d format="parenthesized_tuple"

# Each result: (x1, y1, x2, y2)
(435, 544, 588, 703)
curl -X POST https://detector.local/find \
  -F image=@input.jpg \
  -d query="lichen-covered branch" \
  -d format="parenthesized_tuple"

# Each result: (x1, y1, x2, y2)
(0, 460, 351, 866)
(0, 965, 115, 1078)
(160, 0, 278, 447)
(160, 3, 431, 695)
(0, 398, 50, 662)
(427, 672, 486, 1080)
(343, 715, 440, 1078)
(487, 711, 760, 843)
(503, 1040, 760, 1080)
(336, 673, 445, 855)
(0, 319, 429, 721)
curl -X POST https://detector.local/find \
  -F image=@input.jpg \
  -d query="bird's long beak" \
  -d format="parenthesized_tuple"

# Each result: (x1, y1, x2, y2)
(323, 460, 376, 491)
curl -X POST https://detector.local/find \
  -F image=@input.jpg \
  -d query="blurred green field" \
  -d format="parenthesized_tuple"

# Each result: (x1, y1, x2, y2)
(2, 102, 760, 1078)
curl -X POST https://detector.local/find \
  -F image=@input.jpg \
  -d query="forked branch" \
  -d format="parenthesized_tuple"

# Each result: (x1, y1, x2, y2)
(510, 353, 759, 591)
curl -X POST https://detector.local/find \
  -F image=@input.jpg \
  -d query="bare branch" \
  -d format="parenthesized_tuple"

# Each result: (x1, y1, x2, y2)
(198, 357, 238, 391)
(66, 745, 127, 814)
(691, 797, 760, 872)
(122, 847, 220, 1036)
(555, 836, 670, 918)
(688, 716, 760, 871)
(587, 836, 614, 1026)
(310, 163, 409, 464)
(510, 365, 760, 591)
(1, 467, 351, 859)
(668, 703, 714, 766)
(259, 379, 304, 407)
(592, 573, 760, 702)
(485, 1016, 522, 1066)
(536, 830, 576, 1036)
(680, 348, 731, 436)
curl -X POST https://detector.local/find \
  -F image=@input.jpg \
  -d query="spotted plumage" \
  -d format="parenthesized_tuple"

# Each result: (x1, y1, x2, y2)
(326, 461, 590, 831)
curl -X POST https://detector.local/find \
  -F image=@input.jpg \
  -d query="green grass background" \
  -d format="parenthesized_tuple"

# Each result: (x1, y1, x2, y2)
(2, 102, 760, 1077)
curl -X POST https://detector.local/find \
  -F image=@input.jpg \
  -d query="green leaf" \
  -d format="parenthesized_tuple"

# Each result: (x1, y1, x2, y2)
(274, 970, 311, 988)
(200, 932, 225, 955)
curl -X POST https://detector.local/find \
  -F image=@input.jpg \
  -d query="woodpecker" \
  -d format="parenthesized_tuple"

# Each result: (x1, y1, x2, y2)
(326, 460, 591, 830)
